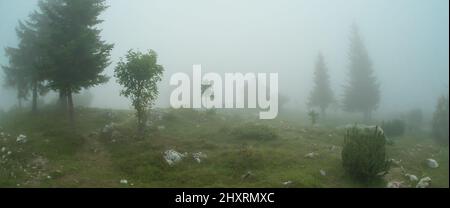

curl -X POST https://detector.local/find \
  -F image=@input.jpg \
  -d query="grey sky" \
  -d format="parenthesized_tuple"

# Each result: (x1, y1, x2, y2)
(1, 0, 448, 116)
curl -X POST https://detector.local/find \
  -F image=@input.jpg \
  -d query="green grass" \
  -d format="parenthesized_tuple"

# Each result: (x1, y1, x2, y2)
(0, 107, 448, 188)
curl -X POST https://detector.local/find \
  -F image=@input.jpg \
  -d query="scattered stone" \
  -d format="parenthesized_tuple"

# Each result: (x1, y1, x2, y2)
(157, 125, 166, 131)
(282, 181, 293, 186)
(241, 171, 254, 180)
(102, 123, 115, 134)
(163, 149, 187, 166)
(387, 181, 404, 188)
(320, 170, 326, 176)
(405, 174, 418, 182)
(1, 147, 5, 152)
(120, 179, 128, 185)
(389, 158, 402, 166)
(416, 177, 431, 188)
(16, 134, 27, 143)
(304, 152, 319, 159)
(426, 159, 439, 169)
(192, 152, 207, 163)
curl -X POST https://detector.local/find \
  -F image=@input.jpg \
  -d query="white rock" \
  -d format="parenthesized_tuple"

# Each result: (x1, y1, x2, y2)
(163, 149, 186, 166)
(389, 158, 402, 166)
(387, 181, 403, 188)
(426, 159, 439, 169)
(320, 170, 326, 176)
(157, 125, 166, 130)
(1, 147, 5, 152)
(16, 134, 27, 143)
(192, 152, 207, 163)
(416, 177, 431, 188)
(120, 179, 128, 184)
(304, 152, 319, 159)
(102, 123, 115, 133)
(282, 181, 293, 185)
(405, 174, 418, 182)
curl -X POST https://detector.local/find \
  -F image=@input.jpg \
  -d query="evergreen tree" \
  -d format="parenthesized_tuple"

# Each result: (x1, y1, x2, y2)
(36, 0, 113, 124)
(2, 21, 48, 112)
(343, 25, 380, 122)
(308, 53, 334, 116)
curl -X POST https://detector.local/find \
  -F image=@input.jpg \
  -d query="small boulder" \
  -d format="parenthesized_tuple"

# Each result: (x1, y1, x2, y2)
(387, 181, 404, 188)
(319, 170, 326, 176)
(241, 171, 254, 180)
(426, 159, 439, 169)
(163, 149, 187, 166)
(282, 181, 293, 186)
(304, 152, 319, 159)
(16, 134, 27, 143)
(405, 174, 418, 182)
(192, 152, 207, 163)
(416, 177, 432, 188)
(120, 179, 128, 185)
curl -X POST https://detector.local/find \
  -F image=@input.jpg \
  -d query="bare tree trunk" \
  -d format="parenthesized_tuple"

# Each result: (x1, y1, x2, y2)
(67, 88, 75, 126)
(59, 89, 67, 110)
(32, 81, 38, 114)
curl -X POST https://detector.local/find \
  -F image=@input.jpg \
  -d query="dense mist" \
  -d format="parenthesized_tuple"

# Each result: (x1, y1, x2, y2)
(1, 0, 449, 117)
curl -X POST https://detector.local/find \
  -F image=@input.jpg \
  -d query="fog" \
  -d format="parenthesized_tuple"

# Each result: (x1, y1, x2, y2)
(1, 0, 449, 117)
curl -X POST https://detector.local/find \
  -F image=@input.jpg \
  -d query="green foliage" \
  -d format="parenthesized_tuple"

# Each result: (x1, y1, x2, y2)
(308, 53, 334, 114)
(342, 25, 380, 121)
(115, 50, 164, 135)
(432, 96, 449, 145)
(382, 119, 405, 138)
(231, 123, 278, 141)
(342, 126, 390, 183)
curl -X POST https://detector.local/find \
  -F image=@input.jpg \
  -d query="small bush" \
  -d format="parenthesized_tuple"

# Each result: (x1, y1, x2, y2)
(341, 126, 390, 183)
(231, 123, 278, 141)
(382, 119, 405, 138)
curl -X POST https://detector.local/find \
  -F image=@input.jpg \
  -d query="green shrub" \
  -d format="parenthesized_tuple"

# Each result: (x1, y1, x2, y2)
(382, 119, 405, 138)
(432, 96, 449, 145)
(231, 123, 278, 141)
(341, 126, 390, 183)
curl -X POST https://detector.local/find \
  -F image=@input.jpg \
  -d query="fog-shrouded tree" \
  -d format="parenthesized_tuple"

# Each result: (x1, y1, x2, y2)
(308, 53, 334, 116)
(115, 50, 164, 136)
(343, 25, 380, 122)
(432, 95, 449, 145)
(35, 0, 113, 124)
(2, 21, 48, 112)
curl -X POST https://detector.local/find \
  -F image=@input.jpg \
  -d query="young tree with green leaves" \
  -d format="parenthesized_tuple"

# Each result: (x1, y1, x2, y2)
(308, 53, 334, 116)
(343, 25, 380, 122)
(115, 50, 164, 136)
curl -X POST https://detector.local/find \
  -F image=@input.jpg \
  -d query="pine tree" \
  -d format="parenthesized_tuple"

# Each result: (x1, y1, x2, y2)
(36, 0, 113, 124)
(308, 53, 334, 116)
(343, 25, 380, 122)
(2, 20, 48, 112)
